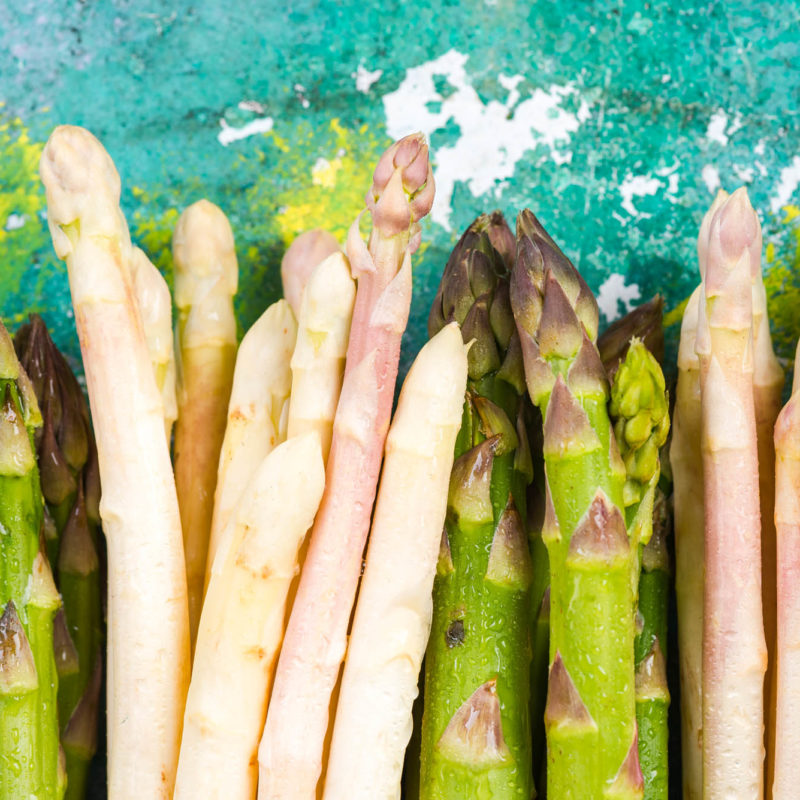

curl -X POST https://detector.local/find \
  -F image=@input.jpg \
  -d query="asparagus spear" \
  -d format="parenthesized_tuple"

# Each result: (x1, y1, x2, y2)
(281, 229, 341, 317)
(40, 125, 190, 799)
(418, 212, 534, 799)
(129, 247, 178, 443)
(324, 322, 468, 800)
(773, 340, 800, 800)
(598, 296, 665, 378)
(175, 432, 325, 800)
(511, 209, 641, 799)
(172, 199, 238, 648)
(286, 251, 356, 462)
(608, 340, 670, 800)
(205, 300, 297, 584)
(0, 320, 63, 799)
(16, 314, 104, 800)
(696, 188, 766, 798)
(258, 134, 434, 799)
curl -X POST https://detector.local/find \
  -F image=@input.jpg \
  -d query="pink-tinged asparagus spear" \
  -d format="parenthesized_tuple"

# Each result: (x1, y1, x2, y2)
(39, 125, 190, 799)
(772, 341, 800, 800)
(258, 133, 434, 800)
(281, 230, 341, 317)
(696, 187, 767, 798)
(672, 189, 727, 800)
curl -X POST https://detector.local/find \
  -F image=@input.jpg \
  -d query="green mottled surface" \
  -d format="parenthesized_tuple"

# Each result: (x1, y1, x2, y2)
(2, 0, 800, 380)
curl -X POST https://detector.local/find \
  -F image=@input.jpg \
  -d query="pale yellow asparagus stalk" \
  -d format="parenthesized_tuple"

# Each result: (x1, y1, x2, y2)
(258, 133, 434, 800)
(175, 431, 325, 800)
(40, 125, 190, 799)
(204, 300, 297, 586)
(129, 246, 177, 441)
(773, 341, 800, 800)
(281, 229, 340, 317)
(323, 322, 468, 800)
(172, 199, 238, 647)
(696, 187, 766, 798)
(286, 251, 356, 462)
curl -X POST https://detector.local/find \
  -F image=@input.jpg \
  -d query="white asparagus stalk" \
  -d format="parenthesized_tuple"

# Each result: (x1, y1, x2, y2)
(323, 322, 467, 800)
(772, 341, 800, 800)
(204, 300, 297, 586)
(696, 187, 766, 799)
(281, 229, 340, 317)
(129, 246, 178, 442)
(39, 125, 190, 799)
(175, 431, 325, 800)
(172, 199, 238, 648)
(287, 251, 356, 462)
(671, 284, 704, 800)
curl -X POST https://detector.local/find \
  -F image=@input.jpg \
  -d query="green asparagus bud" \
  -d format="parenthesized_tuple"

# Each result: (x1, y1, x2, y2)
(0, 319, 62, 799)
(421, 212, 535, 799)
(598, 296, 665, 379)
(16, 314, 104, 800)
(511, 209, 641, 800)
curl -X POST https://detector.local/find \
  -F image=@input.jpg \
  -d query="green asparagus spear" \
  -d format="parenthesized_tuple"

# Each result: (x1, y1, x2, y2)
(511, 209, 641, 800)
(420, 212, 534, 799)
(16, 315, 103, 800)
(0, 320, 63, 799)
(608, 340, 670, 800)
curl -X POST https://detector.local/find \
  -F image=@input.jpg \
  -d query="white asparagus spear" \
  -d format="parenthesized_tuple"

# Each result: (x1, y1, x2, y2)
(172, 199, 239, 648)
(39, 125, 190, 799)
(286, 251, 356, 462)
(175, 431, 325, 800)
(323, 322, 467, 800)
(129, 246, 178, 442)
(281, 229, 340, 317)
(772, 341, 800, 800)
(204, 300, 297, 586)
(696, 187, 766, 799)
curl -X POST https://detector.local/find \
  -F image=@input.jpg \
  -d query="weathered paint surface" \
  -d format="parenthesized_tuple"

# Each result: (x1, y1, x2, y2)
(2, 1, 799, 378)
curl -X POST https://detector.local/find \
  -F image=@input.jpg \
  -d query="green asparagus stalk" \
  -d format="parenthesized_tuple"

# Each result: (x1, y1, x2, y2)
(420, 211, 534, 799)
(0, 319, 64, 799)
(608, 341, 670, 800)
(510, 209, 641, 799)
(16, 314, 104, 800)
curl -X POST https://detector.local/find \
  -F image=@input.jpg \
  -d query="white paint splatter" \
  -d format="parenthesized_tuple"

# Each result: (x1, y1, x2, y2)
(661, 74, 671, 84)
(619, 174, 661, 217)
(770, 155, 800, 213)
(596, 273, 641, 322)
(217, 117, 274, 146)
(754, 139, 766, 156)
(4, 213, 26, 231)
(706, 110, 729, 146)
(354, 64, 383, 93)
(733, 165, 755, 183)
(382, 49, 588, 230)
(238, 99, 267, 114)
(701, 164, 721, 194)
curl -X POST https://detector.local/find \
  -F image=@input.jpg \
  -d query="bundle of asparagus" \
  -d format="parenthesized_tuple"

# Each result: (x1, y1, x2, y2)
(7, 115, 797, 800)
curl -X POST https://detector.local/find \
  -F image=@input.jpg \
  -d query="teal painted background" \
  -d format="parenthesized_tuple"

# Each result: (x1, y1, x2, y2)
(1, 1, 799, 796)
(2, 0, 800, 381)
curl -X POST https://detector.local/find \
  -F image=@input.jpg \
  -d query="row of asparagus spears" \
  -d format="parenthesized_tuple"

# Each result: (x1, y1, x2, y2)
(0, 120, 796, 800)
